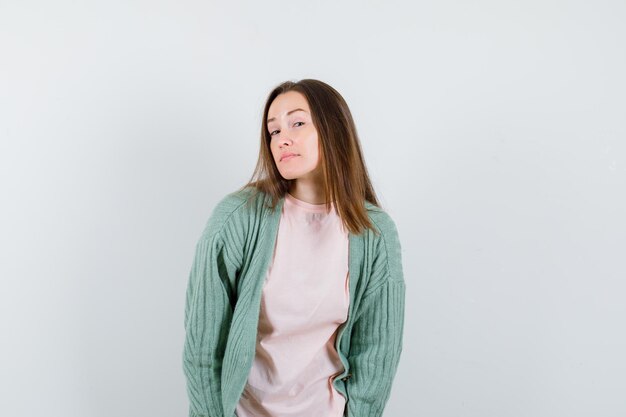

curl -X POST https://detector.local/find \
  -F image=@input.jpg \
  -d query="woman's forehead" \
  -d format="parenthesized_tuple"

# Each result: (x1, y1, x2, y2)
(268, 92, 311, 123)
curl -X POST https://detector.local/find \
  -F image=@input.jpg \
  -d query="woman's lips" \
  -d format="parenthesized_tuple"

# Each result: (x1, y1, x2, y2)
(281, 154, 298, 162)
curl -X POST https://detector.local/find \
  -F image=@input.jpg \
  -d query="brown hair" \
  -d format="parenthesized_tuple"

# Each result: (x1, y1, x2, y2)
(237, 79, 382, 236)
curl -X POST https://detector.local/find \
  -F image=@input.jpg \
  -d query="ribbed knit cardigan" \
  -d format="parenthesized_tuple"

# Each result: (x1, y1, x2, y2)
(182, 187, 406, 417)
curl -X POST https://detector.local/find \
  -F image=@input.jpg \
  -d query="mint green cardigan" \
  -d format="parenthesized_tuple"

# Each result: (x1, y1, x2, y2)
(182, 187, 406, 417)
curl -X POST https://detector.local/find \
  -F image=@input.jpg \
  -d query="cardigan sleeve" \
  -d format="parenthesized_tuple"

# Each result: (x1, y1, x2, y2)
(182, 231, 238, 417)
(183, 199, 241, 417)
(182, 193, 247, 417)
(346, 215, 406, 417)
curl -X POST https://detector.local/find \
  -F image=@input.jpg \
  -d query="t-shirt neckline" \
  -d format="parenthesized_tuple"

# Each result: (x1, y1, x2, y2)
(285, 192, 334, 213)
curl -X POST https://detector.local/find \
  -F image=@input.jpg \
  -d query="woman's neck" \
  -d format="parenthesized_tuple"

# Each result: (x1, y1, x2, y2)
(288, 180, 328, 205)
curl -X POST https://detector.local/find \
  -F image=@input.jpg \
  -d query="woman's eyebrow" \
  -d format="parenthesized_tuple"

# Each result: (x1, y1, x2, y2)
(267, 108, 307, 123)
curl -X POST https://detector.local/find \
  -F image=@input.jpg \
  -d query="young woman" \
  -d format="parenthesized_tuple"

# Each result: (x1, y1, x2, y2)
(183, 79, 406, 417)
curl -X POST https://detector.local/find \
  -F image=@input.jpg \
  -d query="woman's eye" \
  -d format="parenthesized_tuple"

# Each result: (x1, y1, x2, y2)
(269, 122, 303, 136)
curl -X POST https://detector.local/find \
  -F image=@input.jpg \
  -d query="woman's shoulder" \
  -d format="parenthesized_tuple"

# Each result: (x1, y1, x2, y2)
(217, 186, 258, 210)
(199, 187, 260, 240)
(364, 200, 384, 213)
(364, 201, 398, 234)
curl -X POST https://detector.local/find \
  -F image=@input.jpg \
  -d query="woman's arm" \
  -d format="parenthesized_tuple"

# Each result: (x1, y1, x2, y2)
(182, 193, 247, 417)
(183, 231, 237, 417)
(346, 216, 406, 417)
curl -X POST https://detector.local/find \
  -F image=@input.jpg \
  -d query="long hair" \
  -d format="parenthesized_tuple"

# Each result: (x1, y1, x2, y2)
(237, 79, 382, 236)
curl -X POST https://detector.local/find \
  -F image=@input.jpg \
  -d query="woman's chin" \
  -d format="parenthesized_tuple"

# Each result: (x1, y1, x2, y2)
(278, 170, 300, 180)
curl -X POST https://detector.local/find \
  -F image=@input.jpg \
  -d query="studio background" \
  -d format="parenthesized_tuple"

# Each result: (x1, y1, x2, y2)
(1, 1, 624, 416)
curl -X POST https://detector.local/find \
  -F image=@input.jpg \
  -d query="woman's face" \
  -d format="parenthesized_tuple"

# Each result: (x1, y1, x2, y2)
(267, 91, 322, 181)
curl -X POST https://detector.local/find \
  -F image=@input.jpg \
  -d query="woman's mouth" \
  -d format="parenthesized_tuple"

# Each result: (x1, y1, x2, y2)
(281, 154, 299, 162)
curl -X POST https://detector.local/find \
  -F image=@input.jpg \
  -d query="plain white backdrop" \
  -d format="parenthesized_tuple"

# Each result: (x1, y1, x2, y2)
(1, 1, 625, 416)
